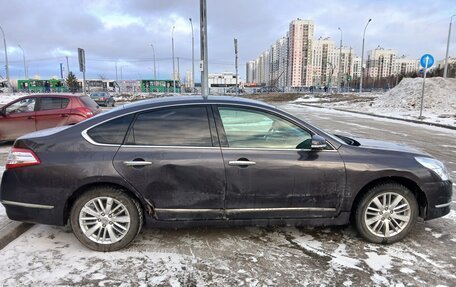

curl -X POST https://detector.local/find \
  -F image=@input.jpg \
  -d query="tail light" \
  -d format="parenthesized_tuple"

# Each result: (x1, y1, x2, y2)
(6, 148, 41, 170)
(101, 97, 106, 101)
(74, 107, 94, 118)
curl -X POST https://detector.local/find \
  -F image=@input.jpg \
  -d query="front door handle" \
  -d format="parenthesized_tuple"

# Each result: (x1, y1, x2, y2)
(123, 160, 153, 167)
(61, 114, 69, 117)
(229, 160, 256, 166)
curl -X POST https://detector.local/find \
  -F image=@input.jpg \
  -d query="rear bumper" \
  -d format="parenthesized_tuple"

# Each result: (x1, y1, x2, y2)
(93, 100, 108, 106)
(1, 200, 64, 225)
(0, 170, 67, 226)
(423, 180, 453, 220)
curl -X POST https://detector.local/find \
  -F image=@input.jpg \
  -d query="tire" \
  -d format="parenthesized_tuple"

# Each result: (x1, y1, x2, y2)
(354, 183, 418, 244)
(70, 187, 143, 251)
(111, 101, 115, 107)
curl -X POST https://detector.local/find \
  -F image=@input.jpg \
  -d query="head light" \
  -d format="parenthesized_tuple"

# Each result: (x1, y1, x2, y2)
(415, 157, 450, 181)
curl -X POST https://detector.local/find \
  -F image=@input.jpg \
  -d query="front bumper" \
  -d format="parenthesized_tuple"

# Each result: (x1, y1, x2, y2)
(423, 180, 453, 220)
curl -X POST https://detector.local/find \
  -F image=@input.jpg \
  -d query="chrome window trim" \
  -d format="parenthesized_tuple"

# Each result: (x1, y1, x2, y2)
(155, 207, 336, 213)
(81, 129, 121, 147)
(81, 103, 216, 148)
(121, 145, 220, 149)
(222, 147, 337, 152)
(1, 200, 54, 210)
(80, 101, 337, 150)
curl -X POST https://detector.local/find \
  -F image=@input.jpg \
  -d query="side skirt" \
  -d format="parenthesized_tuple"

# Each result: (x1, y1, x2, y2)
(144, 211, 351, 229)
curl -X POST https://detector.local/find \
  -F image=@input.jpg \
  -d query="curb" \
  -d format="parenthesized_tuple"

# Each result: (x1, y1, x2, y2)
(296, 103, 456, 131)
(0, 221, 33, 250)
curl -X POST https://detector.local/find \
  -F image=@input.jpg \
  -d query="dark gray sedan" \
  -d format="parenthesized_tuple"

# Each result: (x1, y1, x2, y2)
(0, 96, 452, 251)
(89, 92, 115, 107)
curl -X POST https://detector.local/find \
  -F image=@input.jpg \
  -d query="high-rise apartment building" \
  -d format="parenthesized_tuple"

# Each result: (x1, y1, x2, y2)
(352, 57, 362, 79)
(246, 19, 419, 89)
(367, 46, 396, 78)
(287, 19, 314, 87)
(246, 61, 256, 83)
(312, 37, 337, 86)
(395, 55, 419, 75)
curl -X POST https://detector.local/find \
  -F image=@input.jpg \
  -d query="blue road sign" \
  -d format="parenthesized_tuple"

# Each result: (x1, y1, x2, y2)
(420, 54, 434, 68)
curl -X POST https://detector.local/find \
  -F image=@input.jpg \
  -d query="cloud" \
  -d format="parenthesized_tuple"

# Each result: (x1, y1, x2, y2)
(0, 0, 455, 81)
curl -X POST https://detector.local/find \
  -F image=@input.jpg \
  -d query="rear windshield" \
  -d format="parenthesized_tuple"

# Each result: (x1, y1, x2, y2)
(80, 96, 99, 109)
(90, 93, 105, 98)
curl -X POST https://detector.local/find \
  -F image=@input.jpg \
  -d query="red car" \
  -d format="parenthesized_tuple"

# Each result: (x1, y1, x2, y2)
(0, 94, 101, 141)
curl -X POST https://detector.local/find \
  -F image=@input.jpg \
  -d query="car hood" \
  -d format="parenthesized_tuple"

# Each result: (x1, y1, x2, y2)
(353, 137, 428, 155)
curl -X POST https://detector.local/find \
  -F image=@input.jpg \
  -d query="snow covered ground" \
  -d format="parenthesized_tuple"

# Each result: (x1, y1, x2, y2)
(293, 77, 456, 127)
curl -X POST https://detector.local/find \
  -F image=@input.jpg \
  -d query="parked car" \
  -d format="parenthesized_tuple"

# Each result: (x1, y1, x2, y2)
(0, 96, 451, 251)
(90, 92, 115, 107)
(0, 94, 101, 141)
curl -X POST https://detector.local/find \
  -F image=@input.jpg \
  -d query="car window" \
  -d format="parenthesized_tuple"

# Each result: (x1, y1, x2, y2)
(38, 97, 70, 111)
(5, 98, 36, 115)
(218, 107, 311, 149)
(87, 114, 134, 144)
(126, 106, 213, 147)
(80, 96, 99, 108)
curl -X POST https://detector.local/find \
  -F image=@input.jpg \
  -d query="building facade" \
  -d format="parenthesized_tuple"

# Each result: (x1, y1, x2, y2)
(246, 19, 419, 89)
(366, 46, 396, 78)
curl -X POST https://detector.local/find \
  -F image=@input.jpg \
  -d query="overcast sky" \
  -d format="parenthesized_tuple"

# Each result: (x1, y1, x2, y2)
(0, 0, 455, 82)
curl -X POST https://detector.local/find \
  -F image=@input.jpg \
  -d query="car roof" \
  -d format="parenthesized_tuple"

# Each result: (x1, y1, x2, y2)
(14, 93, 85, 99)
(122, 95, 275, 110)
(1, 93, 86, 105)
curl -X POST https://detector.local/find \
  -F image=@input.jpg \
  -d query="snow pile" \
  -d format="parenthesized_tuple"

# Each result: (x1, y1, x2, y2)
(373, 77, 456, 114)
(0, 93, 29, 105)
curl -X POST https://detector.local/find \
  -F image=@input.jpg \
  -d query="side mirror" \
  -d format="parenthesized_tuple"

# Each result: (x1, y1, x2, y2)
(0, 108, 5, 117)
(311, 135, 327, 149)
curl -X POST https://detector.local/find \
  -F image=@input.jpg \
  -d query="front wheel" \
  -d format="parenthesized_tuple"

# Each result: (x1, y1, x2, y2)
(355, 183, 418, 244)
(70, 187, 143, 251)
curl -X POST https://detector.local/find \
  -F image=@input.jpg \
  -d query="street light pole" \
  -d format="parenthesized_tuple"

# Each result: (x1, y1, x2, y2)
(200, 0, 209, 97)
(360, 18, 372, 95)
(172, 25, 176, 93)
(443, 15, 456, 78)
(189, 18, 195, 90)
(0, 24, 10, 84)
(115, 62, 118, 81)
(337, 27, 343, 93)
(120, 66, 126, 80)
(18, 44, 27, 79)
(150, 43, 156, 80)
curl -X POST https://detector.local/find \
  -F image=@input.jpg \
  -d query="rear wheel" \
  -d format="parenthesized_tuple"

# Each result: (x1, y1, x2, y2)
(70, 187, 143, 251)
(355, 183, 418, 244)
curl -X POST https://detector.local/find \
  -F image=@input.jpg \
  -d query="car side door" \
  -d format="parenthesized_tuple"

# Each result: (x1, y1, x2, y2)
(35, 97, 71, 130)
(214, 105, 346, 219)
(0, 97, 37, 141)
(111, 105, 226, 220)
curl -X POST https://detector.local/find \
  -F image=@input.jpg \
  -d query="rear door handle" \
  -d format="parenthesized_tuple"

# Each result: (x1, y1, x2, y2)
(123, 161, 153, 167)
(27, 116, 35, 120)
(61, 114, 69, 117)
(229, 160, 256, 166)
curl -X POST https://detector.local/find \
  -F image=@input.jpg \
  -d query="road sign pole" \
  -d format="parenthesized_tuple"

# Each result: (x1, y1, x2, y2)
(419, 56, 429, 120)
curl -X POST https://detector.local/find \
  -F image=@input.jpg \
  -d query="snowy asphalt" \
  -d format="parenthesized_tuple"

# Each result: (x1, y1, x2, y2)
(0, 104, 455, 286)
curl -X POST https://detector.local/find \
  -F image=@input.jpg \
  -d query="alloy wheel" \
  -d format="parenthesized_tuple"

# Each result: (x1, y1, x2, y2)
(364, 192, 411, 238)
(78, 196, 131, 244)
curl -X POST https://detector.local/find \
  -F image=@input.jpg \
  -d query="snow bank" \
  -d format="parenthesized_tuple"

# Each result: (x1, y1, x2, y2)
(373, 77, 456, 114)
(0, 93, 28, 105)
